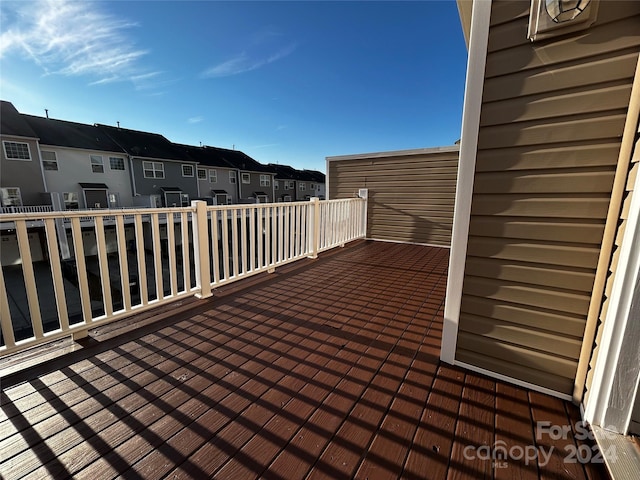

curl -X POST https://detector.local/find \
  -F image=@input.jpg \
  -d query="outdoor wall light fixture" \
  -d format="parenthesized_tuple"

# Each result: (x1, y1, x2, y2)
(528, 0, 599, 41)
(545, 0, 591, 23)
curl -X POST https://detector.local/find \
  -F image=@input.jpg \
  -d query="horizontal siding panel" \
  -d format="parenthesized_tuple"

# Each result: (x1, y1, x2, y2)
(475, 142, 621, 172)
(470, 194, 610, 218)
(465, 257, 595, 292)
(463, 276, 591, 316)
(627, 161, 638, 189)
(468, 217, 605, 244)
(489, 0, 530, 26)
(459, 313, 582, 358)
(457, 333, 578, 380)
(477, 113, 627, 150)
(483, 51, 640, 103)
(473, 170, 615, 194)
(333, 159, 458, 171)
(480, 83, 632, 127)
(461, 296, 586, 337)
(485, 15, 640, 78)
(456, 347, 574, 394)
(466, 236, 600, 268)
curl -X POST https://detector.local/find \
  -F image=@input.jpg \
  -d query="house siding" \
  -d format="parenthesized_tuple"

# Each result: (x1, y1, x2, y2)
(0, 135, 46, 206)
(132, 158, 199, 202)
(197, 167, 238, 204)
(456, 0, 640, 396)
(41, 146, 132, 208)
(327, 148, 459, 246)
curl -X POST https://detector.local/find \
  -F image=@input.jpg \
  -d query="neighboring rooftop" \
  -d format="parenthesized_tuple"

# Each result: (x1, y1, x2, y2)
(0, 100, 38, 139)
(96, 124, 191, 162)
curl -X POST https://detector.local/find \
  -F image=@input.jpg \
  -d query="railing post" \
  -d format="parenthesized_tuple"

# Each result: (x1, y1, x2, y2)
(308, 197, 320, 259)
(358, 189, 369, 238)
(192, 200, 212, 299)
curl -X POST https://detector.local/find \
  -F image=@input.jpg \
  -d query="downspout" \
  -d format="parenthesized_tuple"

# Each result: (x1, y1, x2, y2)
(128, 156, 137, 197)
(574, 56, 640, 404)
(35, 139, 48, 193)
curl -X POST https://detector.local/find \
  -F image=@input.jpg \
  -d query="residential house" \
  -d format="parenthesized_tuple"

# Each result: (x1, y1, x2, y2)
(173, 144, 239, 205)
(268, 163, 300, 201)
(446, 0, 640, 475)
(23, 114, 129, 209)
(214, 147, 275, 203)
(97, 124, 198, 207)
(0, 101, 47, 208)
(298, 169, 326, 200)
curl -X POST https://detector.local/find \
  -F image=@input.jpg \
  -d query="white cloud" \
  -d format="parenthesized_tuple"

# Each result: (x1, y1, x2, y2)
(201, 43, 297, 78)
(188, 116, 204, 124)
(0, 0, 154, 86)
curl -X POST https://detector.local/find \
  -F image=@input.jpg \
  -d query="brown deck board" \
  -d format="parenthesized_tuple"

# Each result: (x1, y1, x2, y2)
(0, 241, 602, 480)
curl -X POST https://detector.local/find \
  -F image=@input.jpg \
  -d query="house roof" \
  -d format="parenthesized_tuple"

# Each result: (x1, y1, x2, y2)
(212, 189, 228, 195)
(298, 169, 326, 183)
(268, 163, 301, 180)
(160, 186, 182, 192)
(207, 146, 272, 173)
(96, 124, 191, 162)
(252, 191, 268, 197)
(0, 101, 38, 139)
(79, 183, 109, 189)
(22, 115, 126, 153)
(172, 143, 237, 169)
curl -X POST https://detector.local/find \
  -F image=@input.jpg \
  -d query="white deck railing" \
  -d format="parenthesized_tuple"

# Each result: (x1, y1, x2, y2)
(0, 197, 366, 356)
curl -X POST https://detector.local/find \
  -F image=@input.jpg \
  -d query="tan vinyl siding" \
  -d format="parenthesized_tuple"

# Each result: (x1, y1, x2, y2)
(456, 0, 640, 396)
(328, 149, 459, 246)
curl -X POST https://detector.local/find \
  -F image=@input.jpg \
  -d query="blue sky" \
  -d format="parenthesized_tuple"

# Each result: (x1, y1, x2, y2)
(0, 0, 467, 172)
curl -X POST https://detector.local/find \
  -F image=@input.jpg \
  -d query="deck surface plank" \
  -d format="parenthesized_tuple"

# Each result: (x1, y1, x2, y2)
(0, 241, 604, 480)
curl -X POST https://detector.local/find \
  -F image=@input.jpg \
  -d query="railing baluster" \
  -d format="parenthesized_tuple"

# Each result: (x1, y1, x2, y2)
(134, 214, 148, 307)
(211, 209, 220, 286)
(94, 216, 113, 317)
(169, 214, 179, 297)
(115, 216, 131, 312)
(15, 221, 44, 339)
(249, 207, 256, 272)
(70, 217, 92, 325)
(284, 205, 290, 261)
(181, 212, 191, 292)
(222, 209, 230, 281)
(231, 208, 239, 278)
(241, 207, 247, 275)
(0, 263, 16, 349)
(151, 213, 163, 301)
(258, 207, 264, 269)
(44, 218, 69, 330)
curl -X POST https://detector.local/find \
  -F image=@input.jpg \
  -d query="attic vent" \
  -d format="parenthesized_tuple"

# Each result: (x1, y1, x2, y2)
(528, 0, 599, 41)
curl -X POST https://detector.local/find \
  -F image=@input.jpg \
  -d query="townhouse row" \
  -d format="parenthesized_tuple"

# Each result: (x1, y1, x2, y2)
(0, 101, 325, 211)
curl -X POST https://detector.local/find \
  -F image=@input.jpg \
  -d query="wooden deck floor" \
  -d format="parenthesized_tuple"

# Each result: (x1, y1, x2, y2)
(0, 241, 608, 479)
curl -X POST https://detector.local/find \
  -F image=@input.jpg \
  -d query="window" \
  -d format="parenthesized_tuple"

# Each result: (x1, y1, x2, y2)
(41, 150, 58, 171)
(241, 173, 250, 184)
(229, 171, 237, 184)
(285, 181, 294, 190)
(63, 192, 79, 209)
(3, 141, 31, 160)
(110, 157, 125, 170)
(299, 182, 306, 191)
(209, 170, 217, 183)
(197, 168, 207, 180)
(182, 164, 194, 177)
(310, 183, 316, 190)
(181, 193, 190, 206)
(0, 187, 22, 206)
(274, 180, 279, 190)
(143, 161, 164, 178)
(90, 155, 104, 173)
(260, 175, 271, 187)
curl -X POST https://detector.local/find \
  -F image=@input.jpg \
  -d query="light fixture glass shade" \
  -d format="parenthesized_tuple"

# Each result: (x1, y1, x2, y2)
(545, 0, 592, 23)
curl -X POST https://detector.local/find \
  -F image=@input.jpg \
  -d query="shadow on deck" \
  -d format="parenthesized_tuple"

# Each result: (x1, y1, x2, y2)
(0, 240, 607, 479)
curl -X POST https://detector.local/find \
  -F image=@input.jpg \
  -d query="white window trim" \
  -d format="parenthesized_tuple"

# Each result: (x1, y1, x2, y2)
(143, 161, 165, 179)
(2, 141, 31, 161)
(197, 168, 207, 180)
(182, 164, 194, 177)
(229, 170, 237, 183)
(209, 169, 217, 183)
(109, 156, 125, 171)
(90, 155, 104, 173)
(299, 182, 306, 191)
(260, 174, 270, 187)
(241, 173, 250, 184)
(42, 150, 58, 170)
(0, 187, 23, 206)
(441, 0, 491, 365)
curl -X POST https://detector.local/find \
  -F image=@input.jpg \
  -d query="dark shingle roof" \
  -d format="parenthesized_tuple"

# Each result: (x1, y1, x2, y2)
(22, 115, 126, 153)
(298, 170, 326, 183)
(172, 143, 237, 169)
(96, 124, 191, 162)
(0, 101, 38, 138)
(268, 163, 301, 180)
(208, 147, 272, 173)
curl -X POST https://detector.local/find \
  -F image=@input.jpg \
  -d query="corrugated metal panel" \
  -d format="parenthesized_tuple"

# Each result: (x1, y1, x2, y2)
(328, 150, 458, 246)
(456, 1, 640, 396)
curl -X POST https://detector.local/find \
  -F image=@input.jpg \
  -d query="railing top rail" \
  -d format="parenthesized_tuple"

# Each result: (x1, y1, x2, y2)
(0, 205, 196, 221)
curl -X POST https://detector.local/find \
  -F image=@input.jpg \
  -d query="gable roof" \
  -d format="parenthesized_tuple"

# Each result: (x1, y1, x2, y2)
(0, 101, 38, 139)
(207, 146, 272, 173)
(96, 124, 191, 162)
(298, 169, 326, 183)
(172, 143, 237, 169)
(268, 163, 301, 180)
(22, 115, 126, 153)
